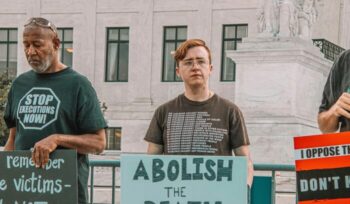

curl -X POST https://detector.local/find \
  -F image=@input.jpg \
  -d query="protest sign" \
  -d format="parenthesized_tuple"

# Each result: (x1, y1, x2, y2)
(294, 132, 350, 203)
(121, 154, 247, 204)
(0, 150, 77, 204)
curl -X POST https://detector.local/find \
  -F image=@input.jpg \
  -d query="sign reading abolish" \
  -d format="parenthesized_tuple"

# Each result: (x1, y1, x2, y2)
(294, 132, 350, 204)
(0, 150, 77, 204)
(121, 154, 247, 204)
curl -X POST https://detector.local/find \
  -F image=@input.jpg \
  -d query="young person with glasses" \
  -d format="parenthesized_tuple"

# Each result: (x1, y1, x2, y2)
(3, 17, 107, 204)
(144, 39, 254, 191)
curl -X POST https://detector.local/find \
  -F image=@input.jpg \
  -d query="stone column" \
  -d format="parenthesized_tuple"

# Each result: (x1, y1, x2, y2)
(80, 0, 97, 82)
(340, 0, 350, 48)
(227, 37, 332, 163)
(130, 0, 154, 105)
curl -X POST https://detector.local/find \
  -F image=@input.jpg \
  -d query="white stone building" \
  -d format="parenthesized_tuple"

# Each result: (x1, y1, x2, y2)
(0, 0, 349, 166)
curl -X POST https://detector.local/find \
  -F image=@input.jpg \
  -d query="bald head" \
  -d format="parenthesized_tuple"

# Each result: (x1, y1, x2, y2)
(24, 26, 59, 43)
(24, 17, 59, 41)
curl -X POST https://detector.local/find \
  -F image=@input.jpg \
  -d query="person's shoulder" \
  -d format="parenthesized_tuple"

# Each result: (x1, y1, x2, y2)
(214, 94, 242, 111)
(335, 49, 350, 63)
(16, 70, 35, 78)
(65, 68, 92, 86)
(340, 49, 350, 57)
(12, 70, 35, 84)
(330, 49, 350, 73)
(155, 95, 181, 112)
(66, 68, 87, 80)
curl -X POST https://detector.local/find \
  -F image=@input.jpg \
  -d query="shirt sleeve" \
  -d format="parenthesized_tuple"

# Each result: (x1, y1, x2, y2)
(76, 79, 107, 133)
(4, 85, 16, 128)
(144, 107, 164, 145)
(230, 106, 250, 149)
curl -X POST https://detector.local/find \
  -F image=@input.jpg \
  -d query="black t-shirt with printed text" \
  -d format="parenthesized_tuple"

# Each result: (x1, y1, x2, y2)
(4, 67, 107, 204)
(144, 93, 250, 155)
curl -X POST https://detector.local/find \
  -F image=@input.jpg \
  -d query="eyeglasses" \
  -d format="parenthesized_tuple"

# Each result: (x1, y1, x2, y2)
(24, 17, 58, 36)
(180, 59, 209, 69)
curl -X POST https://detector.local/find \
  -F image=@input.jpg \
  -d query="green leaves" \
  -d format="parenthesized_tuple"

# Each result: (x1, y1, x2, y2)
(0, 71, 12, 146)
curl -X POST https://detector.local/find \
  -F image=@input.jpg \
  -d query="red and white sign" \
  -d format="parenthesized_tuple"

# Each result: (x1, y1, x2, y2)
(294, 132, 350, 204)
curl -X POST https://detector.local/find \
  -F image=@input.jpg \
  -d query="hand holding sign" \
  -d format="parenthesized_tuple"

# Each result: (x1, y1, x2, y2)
(0, 150, 77, 204)
(319, 92, 350, 133)
(32, 134, 59, 168)
(330, 92, 350, 119)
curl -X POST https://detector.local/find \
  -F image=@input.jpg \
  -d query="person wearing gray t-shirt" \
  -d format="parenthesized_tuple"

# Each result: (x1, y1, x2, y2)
(144, 39, 254, 188)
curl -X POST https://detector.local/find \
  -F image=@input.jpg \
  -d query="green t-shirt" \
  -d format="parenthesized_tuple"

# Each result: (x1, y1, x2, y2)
(4, 68, 107, 204)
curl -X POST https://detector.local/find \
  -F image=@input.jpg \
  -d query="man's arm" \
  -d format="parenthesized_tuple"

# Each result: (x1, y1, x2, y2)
(147, 142, 164, 154)
(318, 92, 350, 133)
(234, 145, 254, 187)
(3, 127, 16, 151)
(32, 129, 106, 168)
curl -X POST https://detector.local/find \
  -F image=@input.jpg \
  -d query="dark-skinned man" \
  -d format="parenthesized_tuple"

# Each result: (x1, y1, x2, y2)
(3, 17, 107, 204)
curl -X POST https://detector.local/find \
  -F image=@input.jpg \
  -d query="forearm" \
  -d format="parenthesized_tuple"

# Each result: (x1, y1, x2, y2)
(318, 110, 340, 133)
(318, 93, 350, 133)
(247, 158, 254, 187)
(55, 129, 106, 154)
(233, 145, 254, 186)
(147, 142, 164, 154)
(4, 128, 16, 151)
(4, 139, 14, 151)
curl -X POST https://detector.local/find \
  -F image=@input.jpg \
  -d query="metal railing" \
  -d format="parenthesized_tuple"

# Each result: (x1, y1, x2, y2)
(88, 160, 120, 204)
(313, 38, 345, 61)
(88, 160, 296, 204)
(254, 163, 296, 204)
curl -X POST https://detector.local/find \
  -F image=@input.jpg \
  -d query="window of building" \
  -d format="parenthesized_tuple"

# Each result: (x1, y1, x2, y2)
(105, 27, 129, 82)
(0, 28, 17, 80)
(162, 26, 187, 82)
(57, 28, 73, 68)
(221, 24, 248, 81)
(105, 127, 121, 151)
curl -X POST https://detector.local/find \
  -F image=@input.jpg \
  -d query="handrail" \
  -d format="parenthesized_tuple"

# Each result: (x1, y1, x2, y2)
(254, 163, 296, 204)
(89, 159, 120, 167)
(254, 163, 295, 171)
(88, 160, 290, 170)
(88, 160, 120, 204)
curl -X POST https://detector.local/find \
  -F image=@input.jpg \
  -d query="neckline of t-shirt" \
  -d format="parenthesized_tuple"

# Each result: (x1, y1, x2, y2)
(34, 67, 72, 78)
(180, 93, 217, 106)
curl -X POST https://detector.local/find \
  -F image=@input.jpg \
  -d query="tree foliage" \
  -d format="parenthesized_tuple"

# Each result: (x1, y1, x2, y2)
(0, 71, 12, 146)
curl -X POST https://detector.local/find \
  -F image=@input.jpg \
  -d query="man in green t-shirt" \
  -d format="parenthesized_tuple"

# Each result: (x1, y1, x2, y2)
(3, 17, 107, 204)
(144, 39, 254, 189)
